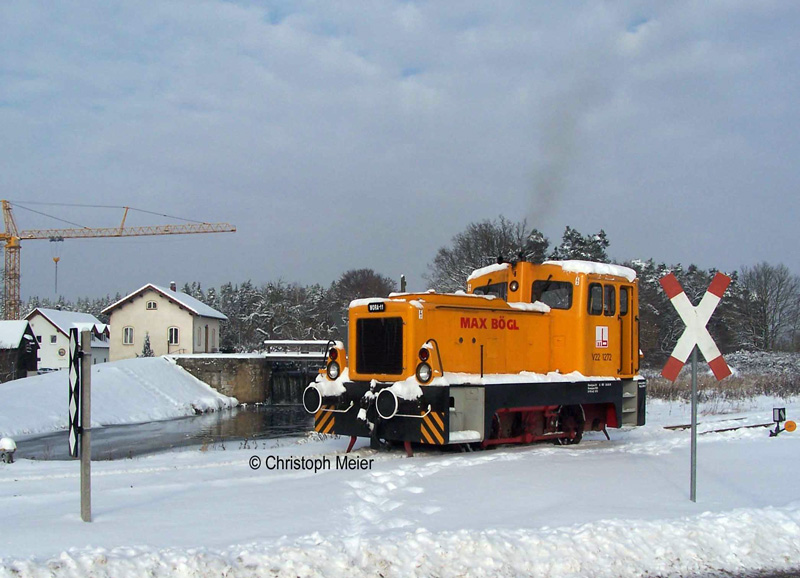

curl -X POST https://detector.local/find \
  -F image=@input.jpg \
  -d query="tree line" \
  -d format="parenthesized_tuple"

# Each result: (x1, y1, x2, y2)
(17, 216, 800, 363)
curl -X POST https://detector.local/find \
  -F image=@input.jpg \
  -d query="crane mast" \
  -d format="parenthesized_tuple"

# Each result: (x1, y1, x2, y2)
(1, 200, 236, 320)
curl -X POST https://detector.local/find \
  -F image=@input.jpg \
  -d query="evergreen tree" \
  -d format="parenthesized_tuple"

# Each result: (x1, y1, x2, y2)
(140, 332, 154, 357)
(550, 227, 609, 262)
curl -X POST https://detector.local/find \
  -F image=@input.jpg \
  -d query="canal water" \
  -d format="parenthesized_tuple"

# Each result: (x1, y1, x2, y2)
(13, 405, 314, 461)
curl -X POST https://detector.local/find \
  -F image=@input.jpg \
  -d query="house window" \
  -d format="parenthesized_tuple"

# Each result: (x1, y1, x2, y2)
(50, 335, 57, 344)
(123, 327, 134, 345)
(168, 327, 180, 345)
(146, 301, 158, 310)
(212, 328, 216, 349)
(37, 335, 42, 343)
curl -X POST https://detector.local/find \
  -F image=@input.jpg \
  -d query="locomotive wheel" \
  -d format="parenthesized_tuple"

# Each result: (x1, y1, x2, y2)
(557, 405, 585, 445)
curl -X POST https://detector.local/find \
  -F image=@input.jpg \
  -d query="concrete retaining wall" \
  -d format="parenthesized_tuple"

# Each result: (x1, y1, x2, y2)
(173, 355, 321, 404)
(175, 355, 270, 404)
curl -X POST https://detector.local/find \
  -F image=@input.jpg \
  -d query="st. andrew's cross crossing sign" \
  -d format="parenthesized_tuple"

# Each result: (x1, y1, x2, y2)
(659, 272, 732, 382)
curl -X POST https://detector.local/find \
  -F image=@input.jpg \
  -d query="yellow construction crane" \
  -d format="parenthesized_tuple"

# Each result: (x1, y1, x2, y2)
(1, 200, 236, 320)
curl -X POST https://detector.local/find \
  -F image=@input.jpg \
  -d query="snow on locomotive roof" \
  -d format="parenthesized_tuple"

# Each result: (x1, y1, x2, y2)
(467, 260, 636, 282)
(351, 293, 499, 310)
(466, 263, 510, 282)
(543, 260, 637, 282)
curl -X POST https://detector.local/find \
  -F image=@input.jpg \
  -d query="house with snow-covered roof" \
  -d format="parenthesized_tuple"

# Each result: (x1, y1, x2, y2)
(101, 282, 227, 361)
(24, 308, 110, 371)
(0, 320, 39, 382)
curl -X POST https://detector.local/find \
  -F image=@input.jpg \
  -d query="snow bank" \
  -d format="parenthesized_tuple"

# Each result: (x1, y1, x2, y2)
(2, 504, 799, 577)
(0, 357, 237, 438)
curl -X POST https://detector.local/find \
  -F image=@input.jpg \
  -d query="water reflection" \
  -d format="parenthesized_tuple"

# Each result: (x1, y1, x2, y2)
(14, 405, 314, 461)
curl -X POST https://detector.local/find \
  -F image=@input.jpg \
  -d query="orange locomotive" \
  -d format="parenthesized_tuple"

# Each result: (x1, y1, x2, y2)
(303, 259, 646, 453)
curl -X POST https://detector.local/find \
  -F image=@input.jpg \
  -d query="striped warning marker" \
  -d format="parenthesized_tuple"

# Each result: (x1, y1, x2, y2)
(315, 406, 336, 435)
(660, 272, 732, 381)
(420, 411, 445, 445)
(68, 327, 81, 458)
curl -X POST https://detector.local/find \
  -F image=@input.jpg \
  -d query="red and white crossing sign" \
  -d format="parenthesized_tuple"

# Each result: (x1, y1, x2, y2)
(660, 272, 732, 381)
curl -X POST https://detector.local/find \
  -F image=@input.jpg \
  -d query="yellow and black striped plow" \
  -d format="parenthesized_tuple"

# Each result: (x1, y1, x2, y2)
(315, 406, 336, 435)
(420, 411, 445, 445)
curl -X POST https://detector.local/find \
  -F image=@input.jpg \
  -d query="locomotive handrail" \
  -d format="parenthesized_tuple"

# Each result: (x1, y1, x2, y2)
(395, 405, 432, 419)
(433, 305, 547, 314)
(425, 338, 445, 376)
(618, 314, 624, 375)
(319, 401, 354, 414)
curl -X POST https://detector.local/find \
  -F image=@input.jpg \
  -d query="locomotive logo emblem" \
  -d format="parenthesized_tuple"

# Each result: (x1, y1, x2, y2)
(595, 326, 609, 348)
(368, 302, 386, 313)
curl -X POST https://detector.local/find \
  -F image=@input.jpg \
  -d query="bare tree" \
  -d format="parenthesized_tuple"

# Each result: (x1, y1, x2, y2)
(329, 269, 397, 327)
(424, 216, 549, 292)
(738, 262, 800, 351)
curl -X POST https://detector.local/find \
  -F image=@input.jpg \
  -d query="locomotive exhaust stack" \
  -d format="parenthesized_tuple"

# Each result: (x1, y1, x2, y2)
(305, 260, 646, 452)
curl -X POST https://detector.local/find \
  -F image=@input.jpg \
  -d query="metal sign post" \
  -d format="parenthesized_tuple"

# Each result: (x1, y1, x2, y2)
(660, 272, 731, 503)
(68, 328, 92, 522)
(80, 329, 92, 522)
(690, 347, 698, 502)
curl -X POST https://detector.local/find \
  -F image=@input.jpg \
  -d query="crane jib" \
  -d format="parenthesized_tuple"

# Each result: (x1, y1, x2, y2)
(0, 199, 235, 320)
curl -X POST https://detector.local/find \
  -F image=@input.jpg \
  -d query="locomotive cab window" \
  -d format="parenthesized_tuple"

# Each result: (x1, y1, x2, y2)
(588, 284, 603, 315)
(473, 282, 508, 301)
(620, 287, 629, 316)
(604, 285, 616, 316)
(532, 280, 573, 310)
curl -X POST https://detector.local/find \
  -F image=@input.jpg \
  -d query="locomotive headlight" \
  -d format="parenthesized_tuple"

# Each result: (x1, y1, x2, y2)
(416, 362, 433, 384)
(327, 361, 341, 380)
(510, 280, 519, 292)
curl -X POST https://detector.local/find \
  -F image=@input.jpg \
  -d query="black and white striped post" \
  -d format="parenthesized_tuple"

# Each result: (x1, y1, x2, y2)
(68, 328, 92, 522)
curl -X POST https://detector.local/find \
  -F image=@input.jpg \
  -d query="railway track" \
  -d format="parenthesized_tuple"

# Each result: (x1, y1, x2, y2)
(664, 418, 772, 435)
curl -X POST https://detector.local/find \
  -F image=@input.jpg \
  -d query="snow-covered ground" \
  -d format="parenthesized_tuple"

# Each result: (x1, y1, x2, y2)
(0, 357, 237, 438)
(1, 391, 798, 577)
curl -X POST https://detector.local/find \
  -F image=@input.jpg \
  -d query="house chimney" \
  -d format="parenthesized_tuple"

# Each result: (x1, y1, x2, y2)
(170, 281, 177, 292)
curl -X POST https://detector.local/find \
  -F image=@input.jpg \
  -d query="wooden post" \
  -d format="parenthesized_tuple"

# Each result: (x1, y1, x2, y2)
(80, 329, 92, 522)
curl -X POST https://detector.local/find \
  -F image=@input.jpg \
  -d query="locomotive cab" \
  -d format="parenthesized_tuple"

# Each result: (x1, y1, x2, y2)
(467, 261, 640, 379)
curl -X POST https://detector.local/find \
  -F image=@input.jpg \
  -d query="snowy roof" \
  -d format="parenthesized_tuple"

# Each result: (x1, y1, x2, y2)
(102, 284, 227, 320)
(25, 308, 107, 337)
(543, 260, 637, 282)
(0, 320, 36, 349)
(466, 263, 511, 282)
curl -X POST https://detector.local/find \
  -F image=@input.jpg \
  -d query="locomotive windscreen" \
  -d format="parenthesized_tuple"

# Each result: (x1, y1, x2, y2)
(356, 317, 404, 375)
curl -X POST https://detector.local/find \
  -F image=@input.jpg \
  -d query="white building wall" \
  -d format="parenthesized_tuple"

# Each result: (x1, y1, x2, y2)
(107, 289, 219, 361)
(192, 316, 222, 354)
(27, 314, 110, 370)
(27, 314, 69, 370)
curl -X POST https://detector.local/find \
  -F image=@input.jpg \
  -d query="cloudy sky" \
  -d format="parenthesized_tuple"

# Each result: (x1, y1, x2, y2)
(1, 1, 798, 301)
